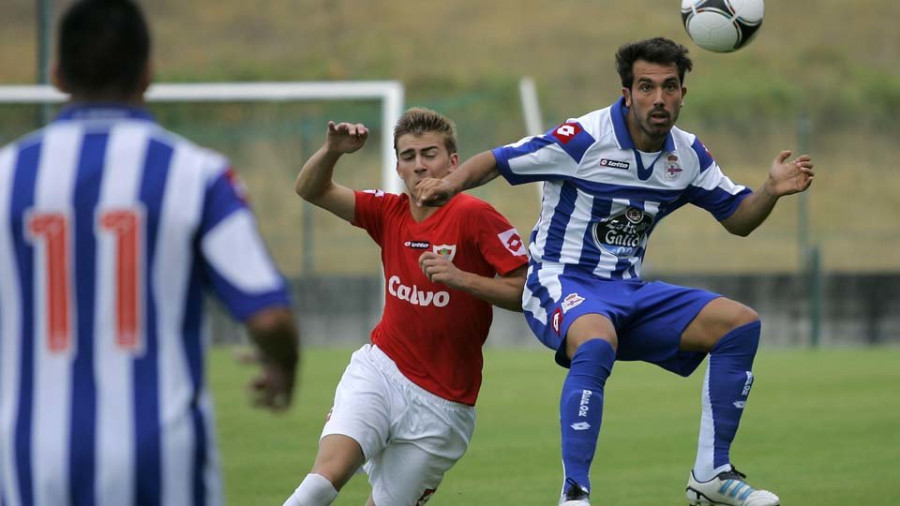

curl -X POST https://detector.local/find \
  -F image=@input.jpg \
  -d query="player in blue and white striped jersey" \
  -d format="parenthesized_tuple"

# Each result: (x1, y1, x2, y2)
(0, 1, 299, 505)
(417, 37, 813, 506)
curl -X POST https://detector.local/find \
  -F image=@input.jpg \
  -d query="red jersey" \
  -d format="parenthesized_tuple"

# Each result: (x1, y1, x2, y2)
(353, 190, 527, 405)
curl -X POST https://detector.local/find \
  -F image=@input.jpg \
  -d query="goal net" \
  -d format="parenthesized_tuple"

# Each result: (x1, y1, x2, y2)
(0, 81, 405, 279)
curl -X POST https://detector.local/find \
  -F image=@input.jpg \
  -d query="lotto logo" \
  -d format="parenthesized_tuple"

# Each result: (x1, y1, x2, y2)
(552, 308, 563, 335)
(497, 228, 526, 256)
(552, 122, 583, 144)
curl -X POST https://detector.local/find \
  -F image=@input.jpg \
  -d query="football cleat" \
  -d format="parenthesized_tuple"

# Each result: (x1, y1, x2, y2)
(686, 467, 779, 506)
(559, 478, 590, 506)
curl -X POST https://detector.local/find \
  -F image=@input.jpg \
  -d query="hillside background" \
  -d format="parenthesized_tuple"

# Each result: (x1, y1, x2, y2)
(2, 0, 899, 276)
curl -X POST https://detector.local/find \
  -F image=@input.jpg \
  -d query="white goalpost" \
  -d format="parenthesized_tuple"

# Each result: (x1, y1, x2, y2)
(0, 81, 406, 194)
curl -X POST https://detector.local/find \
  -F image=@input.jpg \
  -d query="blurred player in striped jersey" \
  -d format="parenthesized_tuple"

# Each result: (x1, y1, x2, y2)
(417, 38, 813, 506)
(0, 1, 300, 505)
(282, 108, 527, 505)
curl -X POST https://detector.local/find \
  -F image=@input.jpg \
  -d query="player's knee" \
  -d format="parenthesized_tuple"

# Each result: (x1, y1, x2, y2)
(730, 304, 760, 328)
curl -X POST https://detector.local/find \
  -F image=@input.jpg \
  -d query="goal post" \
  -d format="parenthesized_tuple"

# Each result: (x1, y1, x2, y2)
(0, 81, 406, 194)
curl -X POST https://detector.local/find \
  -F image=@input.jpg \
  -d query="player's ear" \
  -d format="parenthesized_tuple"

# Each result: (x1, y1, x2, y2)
(622, 87, 632, 108)
(137, 59, 153, 96)
(51, 59, 69, 94)
(448, 152, 459, 172)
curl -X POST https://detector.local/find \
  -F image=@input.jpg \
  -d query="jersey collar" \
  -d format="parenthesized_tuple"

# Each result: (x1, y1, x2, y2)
(54, 103, 156, 123)
(610, 97, 675, 153)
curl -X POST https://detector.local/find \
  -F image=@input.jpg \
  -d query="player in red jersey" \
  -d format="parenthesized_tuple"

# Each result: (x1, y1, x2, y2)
(282, 108, 528, 505)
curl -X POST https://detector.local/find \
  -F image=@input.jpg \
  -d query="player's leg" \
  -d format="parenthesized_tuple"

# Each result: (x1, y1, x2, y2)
(366, 441, 454, 506)
(284, 434, 365, 506)
(283, 345, 391, 506)
(681, 298, 779, 505)
(522, 267, 628, 505)
(365, 385, 474, 506)
(557, 314, 618, 505)
(681, 297, 760, 480)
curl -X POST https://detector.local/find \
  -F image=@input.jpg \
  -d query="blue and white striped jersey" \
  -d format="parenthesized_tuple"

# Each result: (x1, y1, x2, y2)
(493, 97, 751, 280)
(0, 104, 291, 506)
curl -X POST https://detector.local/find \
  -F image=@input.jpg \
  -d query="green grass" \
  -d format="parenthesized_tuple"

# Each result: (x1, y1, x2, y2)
(211, 346, 900, 505)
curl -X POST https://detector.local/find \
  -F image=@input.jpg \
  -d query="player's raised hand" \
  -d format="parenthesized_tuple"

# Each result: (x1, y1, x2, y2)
(766, 150, 814, 196)
(325, 121, 369, 155)
(415, 177, 458, 207)
(419, 251, 467, 289)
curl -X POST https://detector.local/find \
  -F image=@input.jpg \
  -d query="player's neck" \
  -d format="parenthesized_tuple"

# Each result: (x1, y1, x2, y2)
(408, 200, 441, 223)
(626, 118, 665, 153)
(68, 91, 146, 107)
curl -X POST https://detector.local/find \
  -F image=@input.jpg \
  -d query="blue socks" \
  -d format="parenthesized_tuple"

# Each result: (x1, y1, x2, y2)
(560, 338, 616, 492)
(694, 320, 761, 480)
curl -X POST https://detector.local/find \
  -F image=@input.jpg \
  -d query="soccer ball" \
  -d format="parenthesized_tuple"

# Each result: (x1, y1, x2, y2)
(681, 0, 764, 53)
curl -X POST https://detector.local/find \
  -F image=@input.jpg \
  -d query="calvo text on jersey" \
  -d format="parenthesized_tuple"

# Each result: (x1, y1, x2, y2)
(388, 275, 450, 307)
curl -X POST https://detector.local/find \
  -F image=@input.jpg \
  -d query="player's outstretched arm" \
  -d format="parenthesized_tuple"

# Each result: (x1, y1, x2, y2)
(721, 150, 815, 237)
(295, 121, 367, 222)
(416, 150, 501, 207)
(245, 307, 300, 412)
(419, 252, 527, 312)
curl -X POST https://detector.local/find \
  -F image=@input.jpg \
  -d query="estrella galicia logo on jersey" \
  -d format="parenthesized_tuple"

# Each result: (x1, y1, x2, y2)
(497, 228, 526, 256)
(561, 293, 585, 313)
(600, 158, 630, 170)
(592, 206, 654, 257)
(552, 307, 563, 335)
(551, 122, 583, 145)
(433, 244, 457, 262)
(405, 240, 430, 249)
(363, 188, 385, 197)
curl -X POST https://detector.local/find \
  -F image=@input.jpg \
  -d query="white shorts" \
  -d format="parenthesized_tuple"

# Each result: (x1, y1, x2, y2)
(321, 344, 476, 505)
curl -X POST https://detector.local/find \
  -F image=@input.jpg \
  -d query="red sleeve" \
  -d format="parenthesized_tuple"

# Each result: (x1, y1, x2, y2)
(352, 189, 392, 245)
(472, 204, 529, 276)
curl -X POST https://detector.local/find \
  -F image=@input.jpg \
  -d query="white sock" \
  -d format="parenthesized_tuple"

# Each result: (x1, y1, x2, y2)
(282, 473, 339, 506)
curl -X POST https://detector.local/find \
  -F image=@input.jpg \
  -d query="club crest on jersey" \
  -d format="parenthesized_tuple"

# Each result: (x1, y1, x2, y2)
(561, 293, 585, 313)
(551, 122, 583, 145)
(592, 206, 654, 258)
(552, 307, 563, 335)
(433, 244, 457, 262)
(665, 155, 683, 181)
(600, 158, 630, 170)
(497, 228, 527, 256)
(363, 188, 385, 197)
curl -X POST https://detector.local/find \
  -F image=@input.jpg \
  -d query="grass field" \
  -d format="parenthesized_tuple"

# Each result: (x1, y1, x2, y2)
(210, 346, 900, 505)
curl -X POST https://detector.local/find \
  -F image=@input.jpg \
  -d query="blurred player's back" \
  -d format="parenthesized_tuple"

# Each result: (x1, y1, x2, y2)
(0, 102, 253, 506)
(0, 1, 298, 505)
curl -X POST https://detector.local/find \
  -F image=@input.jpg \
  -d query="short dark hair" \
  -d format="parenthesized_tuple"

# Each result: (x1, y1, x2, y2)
(393, 107, 458, 155)
(57, 0, 150, 97)
(615, 37, 693, 89)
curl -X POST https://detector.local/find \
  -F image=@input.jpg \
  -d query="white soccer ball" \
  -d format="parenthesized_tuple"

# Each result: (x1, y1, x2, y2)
(681, 0, 764, 53)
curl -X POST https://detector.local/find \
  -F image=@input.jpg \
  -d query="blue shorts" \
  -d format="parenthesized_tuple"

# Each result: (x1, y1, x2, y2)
(522, 263, 721, 375)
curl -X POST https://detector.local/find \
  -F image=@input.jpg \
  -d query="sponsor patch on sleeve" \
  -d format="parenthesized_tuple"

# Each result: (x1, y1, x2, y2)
(551, 122, 583, 145)
(497, 228, 527, 256)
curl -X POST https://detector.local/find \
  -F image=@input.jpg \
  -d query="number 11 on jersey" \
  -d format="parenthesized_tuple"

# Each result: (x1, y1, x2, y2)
(25, 207, 144, 355)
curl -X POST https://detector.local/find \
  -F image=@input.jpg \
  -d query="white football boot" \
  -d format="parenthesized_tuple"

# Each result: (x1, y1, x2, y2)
(686, 468, 779, 506)
(558, 478, 590, 506)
